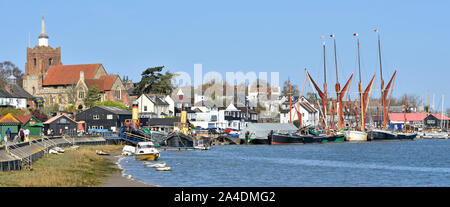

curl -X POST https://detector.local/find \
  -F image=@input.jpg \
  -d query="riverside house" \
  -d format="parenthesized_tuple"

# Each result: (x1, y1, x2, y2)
(76, 106, 132, 132)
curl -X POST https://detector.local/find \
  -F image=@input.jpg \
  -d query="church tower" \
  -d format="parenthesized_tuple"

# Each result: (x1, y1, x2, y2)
(23, 15, 62, 95)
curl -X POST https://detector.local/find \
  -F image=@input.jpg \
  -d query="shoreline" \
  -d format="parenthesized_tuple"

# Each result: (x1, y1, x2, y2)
(100, 148, 157, 187)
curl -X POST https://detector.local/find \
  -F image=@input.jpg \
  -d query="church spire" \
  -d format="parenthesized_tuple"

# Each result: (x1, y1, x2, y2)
(38, 14, 49, 46)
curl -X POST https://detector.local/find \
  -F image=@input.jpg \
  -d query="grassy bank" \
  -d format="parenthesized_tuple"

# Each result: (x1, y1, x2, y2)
(0, 145, 123, 187)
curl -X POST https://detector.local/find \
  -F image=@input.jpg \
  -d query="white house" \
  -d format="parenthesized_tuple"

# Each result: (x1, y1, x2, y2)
(217, 103, 248, 130)
(0, 87, 29, 109)
(136, 94, 173, 118)
(280, 97, 319, 127)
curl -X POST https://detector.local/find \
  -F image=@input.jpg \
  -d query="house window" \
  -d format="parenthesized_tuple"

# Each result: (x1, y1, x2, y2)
(144, 106, 147, 111)
(93, 115, 100, 120)
(34, 58, 37, 66)
(99, 126, 104, 129)
(107, 114, 113, 120)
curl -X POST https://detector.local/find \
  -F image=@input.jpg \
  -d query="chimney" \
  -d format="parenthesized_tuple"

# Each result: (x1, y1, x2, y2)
(80, 71, 84, 81)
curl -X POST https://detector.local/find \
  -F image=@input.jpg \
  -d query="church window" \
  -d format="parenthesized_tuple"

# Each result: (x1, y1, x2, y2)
(78, 91, 85, 99)
(49, 58, 53, 66)
(34, 58, 37, 66)
(115, 87, 121, 99)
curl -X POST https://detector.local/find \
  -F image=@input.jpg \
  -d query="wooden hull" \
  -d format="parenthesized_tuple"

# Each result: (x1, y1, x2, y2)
(271, 134, 304, 145)
(135, 153, 160, 161)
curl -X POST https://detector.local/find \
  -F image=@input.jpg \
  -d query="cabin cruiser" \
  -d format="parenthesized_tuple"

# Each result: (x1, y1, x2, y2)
(421, 131, 449, 139)
(345, 131, 367, 141)
(135, 142, 160, 161)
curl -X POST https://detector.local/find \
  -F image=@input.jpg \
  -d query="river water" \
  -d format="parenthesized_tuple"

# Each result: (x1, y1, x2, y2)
(118, 139, 450, 187)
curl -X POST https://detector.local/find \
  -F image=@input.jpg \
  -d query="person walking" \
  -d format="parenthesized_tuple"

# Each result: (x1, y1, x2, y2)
(24, 128, 30, 142)
(5, 128, 11, 142)
(19, 129, 25, 143)
(3, 134, 7, 146)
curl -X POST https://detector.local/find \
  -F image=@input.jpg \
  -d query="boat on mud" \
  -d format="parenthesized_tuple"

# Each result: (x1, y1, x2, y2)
(135, 142, 160, 161)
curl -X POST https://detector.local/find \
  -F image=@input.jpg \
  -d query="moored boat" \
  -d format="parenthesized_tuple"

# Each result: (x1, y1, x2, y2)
(271, 133, 304, 145)
(145, 162, 166, 168)
(135, 142, 160, 161)
(325, 133, 345, 142)
(345, 130, 367, 141)
(368, 129, 417, 141)
(396, 132, 417, 140)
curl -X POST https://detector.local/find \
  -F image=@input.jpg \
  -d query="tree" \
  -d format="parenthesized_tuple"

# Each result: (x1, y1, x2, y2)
(32, 109, 48, 122)
(84, 86, 101, 108)
(0, 61, 23, 87)
(281, 80, 300, 97)
(133, 66, 176, 96)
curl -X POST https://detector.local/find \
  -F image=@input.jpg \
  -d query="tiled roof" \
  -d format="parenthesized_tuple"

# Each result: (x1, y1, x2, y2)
(0, 88, 12, 98)
(5, 84, 34, 99)
(84, 75, 117, 91)
(44, 114, 76, 124)
(300, 102, 317, 113)
(43, 64, 101, 86)
(144, 94, 169, 106)
(15, 115, 32, 124)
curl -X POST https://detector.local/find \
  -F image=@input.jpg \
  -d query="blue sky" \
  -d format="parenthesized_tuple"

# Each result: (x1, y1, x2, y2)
(1, 0, 450, 109)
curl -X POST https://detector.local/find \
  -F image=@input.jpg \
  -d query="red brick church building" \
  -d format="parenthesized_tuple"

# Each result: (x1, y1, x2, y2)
(22, 15, 130, 110)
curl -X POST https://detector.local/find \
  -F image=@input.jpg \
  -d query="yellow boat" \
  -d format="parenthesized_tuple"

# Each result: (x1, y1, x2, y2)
(135, 142, 160, 161)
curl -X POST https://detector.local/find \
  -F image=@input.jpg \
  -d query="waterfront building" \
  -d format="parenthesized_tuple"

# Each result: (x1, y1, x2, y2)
(136, 94, 174, 118)
(43, 114, 77, 135)
(279, 96, 320, 127)
(17, 115, 44, 136)
(143, 117, 183, 133)
(0, 113, 21, 139)
(217, 103, 247, 130)
(0, 75, 34, 109)
(75, 106, 132, 132)
(171, 86, 193, 112)
(423, 114, 450, 129)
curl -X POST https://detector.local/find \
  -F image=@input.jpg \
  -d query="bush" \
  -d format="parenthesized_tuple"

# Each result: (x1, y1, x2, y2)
(0, 107, 26, 116)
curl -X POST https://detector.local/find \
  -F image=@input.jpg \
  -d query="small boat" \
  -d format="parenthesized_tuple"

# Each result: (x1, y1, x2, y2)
(422, 131, 448, 139)
(145, 162, 166, 168)
(135, 142, 160, 161)
(194, 140, 209, 150)
(155, 166, 171, 171)
(96, 150, 110, 155)
(49, 146, 64, 154)
(49, 148, 60, 154)
(345, 131, 367, 141)
(122, 145, 135, 156)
